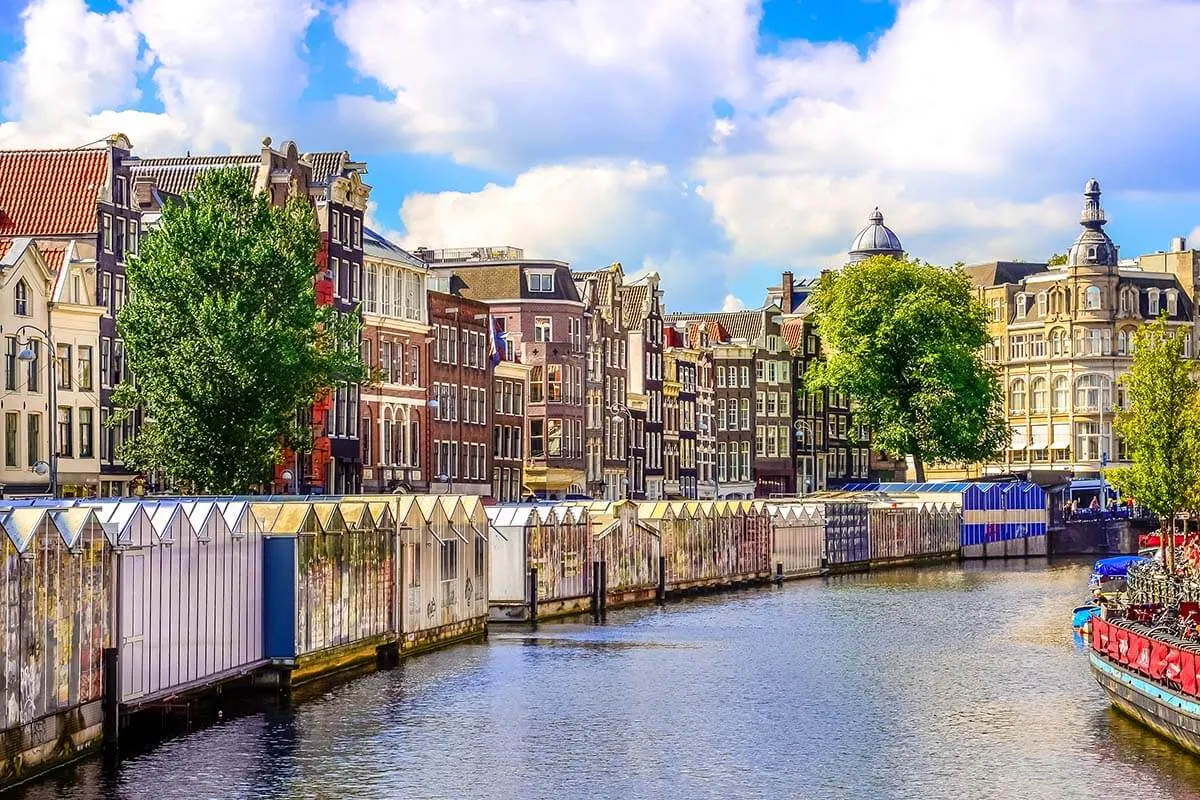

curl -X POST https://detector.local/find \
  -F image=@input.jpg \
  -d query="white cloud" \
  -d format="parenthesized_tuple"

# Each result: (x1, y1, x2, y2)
(334, 0, 760, 169)
(398, 160, 672, 257)
(0, 0, 317, 153)
(1, 0, 141, 140)
(721, 294, 746, 312)
(694, 0, 1200, 271)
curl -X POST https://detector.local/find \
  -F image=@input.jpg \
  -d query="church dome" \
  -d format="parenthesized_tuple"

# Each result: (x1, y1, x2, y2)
(848, 208, 904, 263)
(1065, 179, 1118, 268)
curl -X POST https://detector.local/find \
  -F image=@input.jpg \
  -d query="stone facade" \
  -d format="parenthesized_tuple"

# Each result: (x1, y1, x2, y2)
(492, 360, 530, 502)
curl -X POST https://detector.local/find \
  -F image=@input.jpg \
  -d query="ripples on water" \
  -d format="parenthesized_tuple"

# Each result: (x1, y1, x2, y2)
(14, 560, 1200, 800)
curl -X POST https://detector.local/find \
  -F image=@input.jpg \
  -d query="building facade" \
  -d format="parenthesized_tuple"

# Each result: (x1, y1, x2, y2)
(422, 248, 586, 499)
(574, 265, 629, 500)
(426, 290, 493, 496)
(0, 135, 142, 496)
(360, 226, 429, 492)
(959, 180, 1195, 482)
(620, 275, 666, 499)
(492, 360, 530, 502)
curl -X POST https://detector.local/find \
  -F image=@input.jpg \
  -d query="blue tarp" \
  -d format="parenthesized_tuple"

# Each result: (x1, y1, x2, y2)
(1091, 555, 1147, 579)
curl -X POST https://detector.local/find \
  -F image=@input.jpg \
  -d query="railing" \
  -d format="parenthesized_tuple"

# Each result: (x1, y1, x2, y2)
(1126, 559, 1200, 606)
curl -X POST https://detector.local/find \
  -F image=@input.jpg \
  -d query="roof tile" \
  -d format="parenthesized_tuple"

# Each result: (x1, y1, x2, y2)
(0, 149, 108, 236)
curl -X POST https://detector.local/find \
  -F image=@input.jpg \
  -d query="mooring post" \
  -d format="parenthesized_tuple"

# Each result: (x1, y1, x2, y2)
(656, 555, 666, 605)
(775, 561, 784, 586)
(592, 560, 602, 622)
(529, 566, 539, 624)
(599, 560, 608, 620)
(102, 646, 119, 752)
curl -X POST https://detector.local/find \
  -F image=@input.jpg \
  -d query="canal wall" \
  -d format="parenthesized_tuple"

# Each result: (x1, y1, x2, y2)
(0, 480, 1051, 790)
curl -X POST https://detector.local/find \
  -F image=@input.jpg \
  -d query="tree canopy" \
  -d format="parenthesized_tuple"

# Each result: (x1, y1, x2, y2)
(111, 168, 365, 494)
(1047, 252, 1068, 266)
(805, 255, 1008, 480)
(1106, 318, 1200, 556)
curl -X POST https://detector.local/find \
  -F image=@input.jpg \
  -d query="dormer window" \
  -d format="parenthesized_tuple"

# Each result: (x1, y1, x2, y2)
(528, 272, 554, 292)
(1087, 245, 1098, 261)
(1149, 289, 1161, 316)
(1036, 291, 1047, 317)
(1015, 293, 1027, 319)
(14, 279, 28, 316)
(1167, 290, 1179, 316)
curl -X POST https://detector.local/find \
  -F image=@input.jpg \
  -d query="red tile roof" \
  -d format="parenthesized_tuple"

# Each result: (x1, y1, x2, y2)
(38, 244, 67, 275)
(0, 149, 108, 237)
(0, 240, 11, 261)
(781, 317, 806, 350)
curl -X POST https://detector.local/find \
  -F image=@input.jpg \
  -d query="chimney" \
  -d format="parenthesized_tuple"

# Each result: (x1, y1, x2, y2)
(782, 270, 795, 311)
(1172, 236, 1187, 253)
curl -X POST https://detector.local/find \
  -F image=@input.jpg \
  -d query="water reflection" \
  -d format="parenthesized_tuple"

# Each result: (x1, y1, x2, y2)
(11, 561, 1200, 800)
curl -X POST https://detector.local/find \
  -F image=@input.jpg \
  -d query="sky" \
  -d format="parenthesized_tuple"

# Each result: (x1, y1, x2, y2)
(3, 0, 1200, 314)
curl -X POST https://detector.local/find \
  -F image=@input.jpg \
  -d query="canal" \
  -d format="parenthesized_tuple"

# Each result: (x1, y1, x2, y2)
(12, 559, 1200, 800)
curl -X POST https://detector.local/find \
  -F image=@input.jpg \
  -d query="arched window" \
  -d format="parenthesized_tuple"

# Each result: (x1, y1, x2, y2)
(1036, 291, 1048, 317)
(1030, 377, 1047, 414)
(1117, 329, 1129, 356)
(14, 279, 28, 317)
(1010, 379, 1026, 415)
(1050, 329, 1069, 357)
(1085, 286, 1101, 310)
(1015, 293, 1027, 319)
(1052, 376, 1069, 412)
(1167, 290, 1179, 316)
(1074, 374, 1111, 412)
(1119, 287, 1136, 315)
(1149, 289, 1161, 316)
(364, 263, 378, 313)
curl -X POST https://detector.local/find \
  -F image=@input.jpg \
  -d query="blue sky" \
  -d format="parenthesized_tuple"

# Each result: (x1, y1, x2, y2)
(4, 0, 1200, 313)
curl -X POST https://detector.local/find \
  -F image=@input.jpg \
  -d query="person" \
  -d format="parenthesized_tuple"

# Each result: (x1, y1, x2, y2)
(1090, 496, 1101, 511)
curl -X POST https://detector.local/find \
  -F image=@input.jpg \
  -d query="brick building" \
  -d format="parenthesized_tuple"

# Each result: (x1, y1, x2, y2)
(620, 274, 665, 499)
(574, 264, 628, 500)
(422, 247, 586, 499)
(426, 290, 492, 496)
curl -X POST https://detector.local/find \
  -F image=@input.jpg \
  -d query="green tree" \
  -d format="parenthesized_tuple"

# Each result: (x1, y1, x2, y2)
(111, 168, 366, 494)
(1105, 318, 1200, 569)
(805, 255, 1008, 481)
(1047, 252, 1068, 266)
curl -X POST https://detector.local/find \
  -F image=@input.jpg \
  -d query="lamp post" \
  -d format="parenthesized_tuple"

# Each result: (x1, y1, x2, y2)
(610, 403, 633, 499)
(794, 419, 815, 497)
(14, 325, 57, 497)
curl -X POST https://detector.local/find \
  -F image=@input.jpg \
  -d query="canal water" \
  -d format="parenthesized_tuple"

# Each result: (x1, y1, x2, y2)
(13, 560, 1200, 800)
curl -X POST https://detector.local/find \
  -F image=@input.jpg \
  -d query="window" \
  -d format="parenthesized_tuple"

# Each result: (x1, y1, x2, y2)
(332, 210, 342, 242)
(4, 413, 16, 467)
(14, 279, 28, 316)
(740, 442, 751, 480)
(547, 364, 563, 402)
(127, 219, 138, 256)
(740, 398, 750, 430)
(102, 214, 113, 252)
(1052, 376, 1069, 412)
(1075, 374, 1111, 412)
(535, 317, 552, 342)
(1117, 329, 1129, 356)
(114, 276, 126, 315)
(1051, 329, 1069, 357)
(530, 366, 544, 403)
(1015, 293, 1027, 319)
(1085, 286, 1101, 310)
(101, 272, 112, 314)
(56, 344, 71, 390)
(1030, 334, 1046, 359)
(4, 337, 15, 391)
(528, 272, 554, 292)
(1168, 291, 1179, 316)
(57, 407, 73, 458)
(740, 366, 749, 388)
(1149, 289, 1161, 316)
(547, 419, 563, 457)
(353, 218, 362, 248)
(1031, 377, 1047, 414)
(1037, 292, 1048, 317)
(756, 391, 765, 415)
(25, 341, 39, 393)
(530, 419, 546, 457)
(26, 413, 40, 467)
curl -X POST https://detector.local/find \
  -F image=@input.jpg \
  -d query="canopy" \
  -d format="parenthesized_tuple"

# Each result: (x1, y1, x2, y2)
(1091, 555, 1147, 579)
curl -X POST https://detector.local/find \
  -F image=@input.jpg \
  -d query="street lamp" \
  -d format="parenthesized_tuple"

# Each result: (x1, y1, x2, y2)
(281, 469, 295, 496)
(610, 403, 633, 499)
(794, 419, 815, 497)
(15, 325, 57, 497)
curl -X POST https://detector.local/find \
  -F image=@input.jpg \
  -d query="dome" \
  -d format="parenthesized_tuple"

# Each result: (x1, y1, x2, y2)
(848, 208, 904, 263)
(1065, 179, 1118, 268)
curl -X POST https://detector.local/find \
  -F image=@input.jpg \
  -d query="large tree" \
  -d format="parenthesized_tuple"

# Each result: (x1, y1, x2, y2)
(111, 168, 366, 494)
(805, 254, 1008, 481)
(1106, 318, 1200, 569)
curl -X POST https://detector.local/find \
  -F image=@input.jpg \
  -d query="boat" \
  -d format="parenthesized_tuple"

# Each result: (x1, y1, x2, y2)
(1087, 555, 1200, 755)
(1089, 613, 1200, 755)
(1089, 554, 1149, 593)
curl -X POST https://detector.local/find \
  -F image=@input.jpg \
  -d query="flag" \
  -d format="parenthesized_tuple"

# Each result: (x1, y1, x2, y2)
(488, 315, 506, 366)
